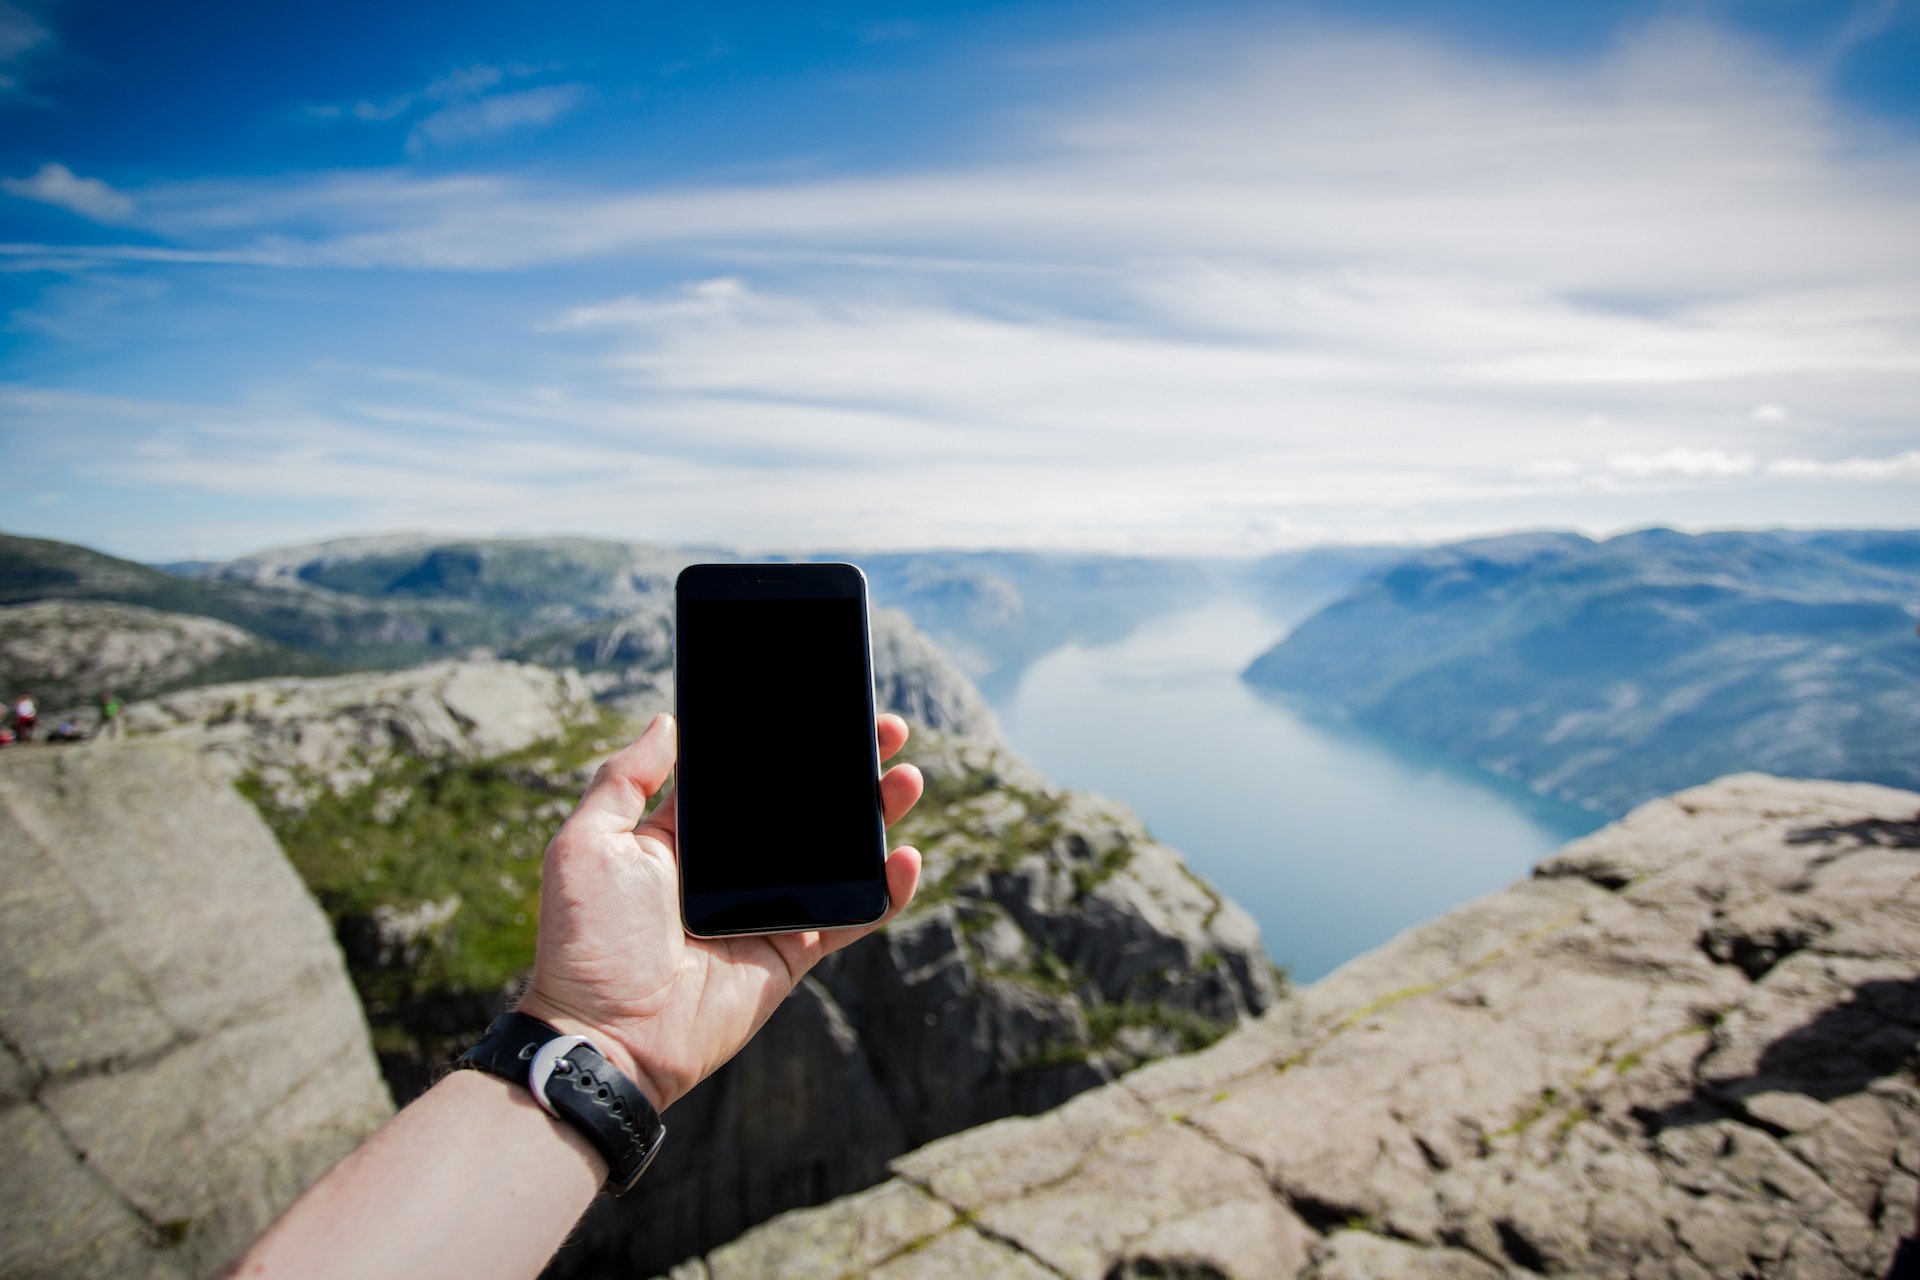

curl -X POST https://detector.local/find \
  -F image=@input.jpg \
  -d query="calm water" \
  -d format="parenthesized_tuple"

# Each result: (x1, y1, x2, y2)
(991, 597, 1603, 983)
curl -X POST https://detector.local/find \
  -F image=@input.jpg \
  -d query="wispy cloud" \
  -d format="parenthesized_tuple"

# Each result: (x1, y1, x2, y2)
(304, 62, 583, 152)
(1767, 450, 1920, 481)
(1, 162, 135, 221)
(1607, 449, 1758, 478)
(407, 83, 588, 153)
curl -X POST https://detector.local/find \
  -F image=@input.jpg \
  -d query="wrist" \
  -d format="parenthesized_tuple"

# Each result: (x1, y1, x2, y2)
(441, 1066, 610, 1181)
(509, 996, 672, 1113)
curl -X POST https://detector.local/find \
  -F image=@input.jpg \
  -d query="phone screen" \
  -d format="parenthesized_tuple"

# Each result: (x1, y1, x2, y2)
(674, 564, 890, 935)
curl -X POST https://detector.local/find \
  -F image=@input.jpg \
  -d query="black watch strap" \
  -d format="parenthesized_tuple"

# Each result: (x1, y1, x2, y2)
(455, 1011, 666, 1195)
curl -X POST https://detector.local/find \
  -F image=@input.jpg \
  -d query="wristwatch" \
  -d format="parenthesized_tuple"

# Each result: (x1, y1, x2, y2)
(455, 1011, 667, 1195)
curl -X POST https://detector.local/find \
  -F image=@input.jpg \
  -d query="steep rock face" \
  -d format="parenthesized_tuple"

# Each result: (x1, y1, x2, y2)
(677, 774, 1920, 1279)
(0, 743, 391, 1279)
(121, 659, 599, 808)
(868, 608, 1001, 738)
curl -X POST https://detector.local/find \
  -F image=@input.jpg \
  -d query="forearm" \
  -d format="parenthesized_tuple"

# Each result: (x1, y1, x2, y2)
(229, 1070, 604, 1280)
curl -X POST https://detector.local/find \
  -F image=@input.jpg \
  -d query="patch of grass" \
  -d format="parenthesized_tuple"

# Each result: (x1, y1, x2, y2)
(1072, 843, 1135, 897)
(254, 712, 629, 1046)
(1010, 1041, 1098, 1072)
(1612, 1021, 1714, 1076)
(1497, 1087, 1560, 1138)
(1085, 1001, 1232, 1054)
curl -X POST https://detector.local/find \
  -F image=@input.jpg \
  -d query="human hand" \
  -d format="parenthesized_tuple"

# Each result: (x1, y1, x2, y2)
(514, 712, 924, 1112)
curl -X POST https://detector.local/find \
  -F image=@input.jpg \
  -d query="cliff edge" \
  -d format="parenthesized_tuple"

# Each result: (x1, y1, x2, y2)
(0, 742, 392, 1279)
(677, 773, 1920, 1279)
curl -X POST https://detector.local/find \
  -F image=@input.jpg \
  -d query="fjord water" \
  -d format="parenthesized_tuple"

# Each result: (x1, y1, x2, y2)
(990, 596, 1603, 982)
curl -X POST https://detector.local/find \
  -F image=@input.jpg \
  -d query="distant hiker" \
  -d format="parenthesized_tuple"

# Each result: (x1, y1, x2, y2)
(97, 691, 123, 739)
(10, 695, 36, 742)
(0, 727, 14, 748)
(49, 720, 85, 743)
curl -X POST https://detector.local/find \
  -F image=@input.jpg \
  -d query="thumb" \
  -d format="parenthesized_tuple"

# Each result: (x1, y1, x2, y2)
(567, 714, 677, 834)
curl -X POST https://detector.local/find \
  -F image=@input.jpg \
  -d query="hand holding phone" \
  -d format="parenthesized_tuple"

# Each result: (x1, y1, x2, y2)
(514, 709, 923, 1112)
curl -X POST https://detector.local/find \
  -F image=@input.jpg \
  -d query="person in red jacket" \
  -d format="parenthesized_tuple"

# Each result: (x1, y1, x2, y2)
(10, 694, 37, 742)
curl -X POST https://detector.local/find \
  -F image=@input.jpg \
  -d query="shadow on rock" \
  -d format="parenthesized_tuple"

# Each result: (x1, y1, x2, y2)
(1645, 976, 1920, 1133)
(1783, 814, 1920, 849)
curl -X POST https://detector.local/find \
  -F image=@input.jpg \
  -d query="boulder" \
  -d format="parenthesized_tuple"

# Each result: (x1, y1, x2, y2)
(0, 742, 391, 1279)
(121, 659, 598, 809)
(664, 774, 1920, 1278)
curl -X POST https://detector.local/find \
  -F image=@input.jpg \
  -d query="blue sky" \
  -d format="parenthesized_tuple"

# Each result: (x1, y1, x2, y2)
(2, 0, 1918, 560)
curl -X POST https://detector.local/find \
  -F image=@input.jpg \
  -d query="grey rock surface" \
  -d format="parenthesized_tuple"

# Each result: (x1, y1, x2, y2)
(121, 658, 598, 808)
(0, 742, 391, 1279)
(0, 600, 261, 714)
(664, 774, 1920, 1279)
(513, 601, 1002, 742)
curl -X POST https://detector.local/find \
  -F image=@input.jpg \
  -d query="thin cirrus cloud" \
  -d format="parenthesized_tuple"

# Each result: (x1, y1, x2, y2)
(405, 83, 590, 154)
(302, 62, 586, 153)
(3, 18, 1919, 555)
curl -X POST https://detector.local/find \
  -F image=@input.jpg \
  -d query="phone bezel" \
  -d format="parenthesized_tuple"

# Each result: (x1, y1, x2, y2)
(673, 562, 891, 938)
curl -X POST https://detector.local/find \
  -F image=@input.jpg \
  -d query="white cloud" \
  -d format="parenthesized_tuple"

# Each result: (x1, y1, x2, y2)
(1766, 450, 1920, 481)
(1, 163, 135, 221)
(407, 84, 588, 153)
(1606, 449, 1759, 478)
(1750, 403, 1789, 422)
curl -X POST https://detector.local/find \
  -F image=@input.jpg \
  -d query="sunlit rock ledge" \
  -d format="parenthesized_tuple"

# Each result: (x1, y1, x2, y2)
(666, 773, 1920, 1280)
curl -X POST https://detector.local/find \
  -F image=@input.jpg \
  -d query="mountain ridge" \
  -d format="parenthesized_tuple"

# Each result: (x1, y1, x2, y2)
(1244, 526, 1920, 815)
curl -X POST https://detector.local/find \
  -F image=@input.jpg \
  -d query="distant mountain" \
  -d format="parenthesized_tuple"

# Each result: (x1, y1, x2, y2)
(1243, 528, 1920, 814)
(5, 530, 1413, 716)
(1, 532, 520, 667)
(1232, 544, 1413, 617)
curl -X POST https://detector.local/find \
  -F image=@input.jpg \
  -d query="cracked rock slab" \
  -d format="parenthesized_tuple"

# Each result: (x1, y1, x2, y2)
(0, 743, 391, 1279)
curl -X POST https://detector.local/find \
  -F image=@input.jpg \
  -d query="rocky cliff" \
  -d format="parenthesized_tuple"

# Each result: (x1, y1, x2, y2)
(0, 742, 392, 1279)
(121, 658, 601, 810)
(676, 773, 1920, 1279)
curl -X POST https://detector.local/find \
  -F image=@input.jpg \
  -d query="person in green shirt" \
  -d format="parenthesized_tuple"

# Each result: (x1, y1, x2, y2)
(97, 691, 122, 739)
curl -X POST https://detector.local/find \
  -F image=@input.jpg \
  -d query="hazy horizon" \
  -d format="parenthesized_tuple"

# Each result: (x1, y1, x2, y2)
(19, 516, 1920, 570)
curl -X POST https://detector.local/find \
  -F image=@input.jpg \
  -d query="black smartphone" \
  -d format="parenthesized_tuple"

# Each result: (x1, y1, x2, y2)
(673, 562, 891, 937)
